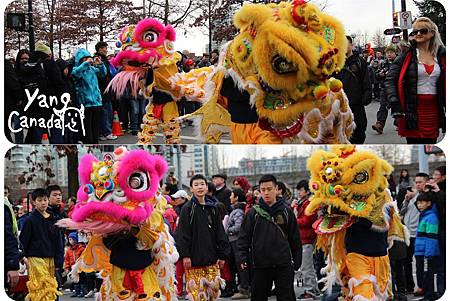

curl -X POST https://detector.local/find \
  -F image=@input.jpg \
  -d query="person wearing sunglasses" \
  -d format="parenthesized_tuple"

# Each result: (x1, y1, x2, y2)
(385, 17, 445, 144)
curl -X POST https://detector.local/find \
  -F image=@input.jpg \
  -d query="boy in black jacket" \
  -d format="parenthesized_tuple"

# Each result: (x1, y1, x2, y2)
(238, 174, 302, 301)
(175, 174, 230, 301)
(19, 188, 64, 301)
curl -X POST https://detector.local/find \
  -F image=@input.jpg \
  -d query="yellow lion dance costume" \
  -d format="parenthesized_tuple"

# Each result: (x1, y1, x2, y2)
(170, 0, 354, 143)
(57, 147, 179, 301)
(305, 146, 409, 301)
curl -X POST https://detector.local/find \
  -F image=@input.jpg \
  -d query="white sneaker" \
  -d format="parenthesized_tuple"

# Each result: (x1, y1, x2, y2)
(84, 290, 95, 298)
(105, 134, 118, 140)
(65, 288, 72, 292)
(99, 136, 108, 141)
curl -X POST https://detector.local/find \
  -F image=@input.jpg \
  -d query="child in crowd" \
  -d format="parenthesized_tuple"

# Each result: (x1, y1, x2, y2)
(19, 188, 64, 301)
(415, 191, 440, 301)
(64, 232, 86, 297)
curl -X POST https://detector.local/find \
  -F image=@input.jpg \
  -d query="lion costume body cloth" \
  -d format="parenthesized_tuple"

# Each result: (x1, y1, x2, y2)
(169, 0, 355, 144)
(57, 147, 179, 301)
(305, 146, 410, 301)
(106, 19, 182, 144)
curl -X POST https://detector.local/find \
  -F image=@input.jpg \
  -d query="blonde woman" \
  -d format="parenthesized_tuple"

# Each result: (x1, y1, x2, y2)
(385, 17, 445, 144)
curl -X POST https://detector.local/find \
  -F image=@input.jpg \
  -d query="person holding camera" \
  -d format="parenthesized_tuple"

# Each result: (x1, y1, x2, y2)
(399, 172, 429, 296)
(71, 48, 106, 144)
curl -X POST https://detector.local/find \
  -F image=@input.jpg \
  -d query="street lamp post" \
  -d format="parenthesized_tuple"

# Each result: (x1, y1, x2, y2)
(28, 0, 35, 51)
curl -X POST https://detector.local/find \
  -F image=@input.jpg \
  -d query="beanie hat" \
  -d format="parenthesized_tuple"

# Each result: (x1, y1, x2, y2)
(35, 41, 52, 56)
(385, 44, 398, 53)
(68, 232, 78, 244)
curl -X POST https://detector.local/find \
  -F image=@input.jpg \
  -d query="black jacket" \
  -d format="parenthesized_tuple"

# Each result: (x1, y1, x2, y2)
(335, 54, 372, 107)
(385, 44, 446, 131)
(19, 209, 64, 268)
(175, 196, 230, 267)
(4, 205, 20, 272)
(214, 185, 232, 213)
(95, 52, 114, 103)
(345, 218, 388, 257)
(237, 198, 302, 270)
(221, 76, 259, 124)
(103, 233, 152, 270)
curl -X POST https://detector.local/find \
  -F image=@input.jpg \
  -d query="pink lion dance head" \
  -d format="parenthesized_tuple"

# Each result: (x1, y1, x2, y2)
(106, 19, 180, 98)
(59, 147, 168, 234)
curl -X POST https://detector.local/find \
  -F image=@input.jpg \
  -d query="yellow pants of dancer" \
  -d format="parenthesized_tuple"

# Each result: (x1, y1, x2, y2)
(185, 265, 222, 301)
(345, 253, 390, 301)
(25, 257, 62, 301)
(139, 101, 180, 144)
(110, 265, 161, 301)
(231, 123, 282, 144)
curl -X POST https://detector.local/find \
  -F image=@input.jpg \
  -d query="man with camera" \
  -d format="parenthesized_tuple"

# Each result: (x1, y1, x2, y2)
(399, 172, 428, 296)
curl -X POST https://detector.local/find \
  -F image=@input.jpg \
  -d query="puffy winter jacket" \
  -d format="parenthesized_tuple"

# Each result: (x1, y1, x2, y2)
(71, 48, 106, 107)
(415, 204, 440, 258)
(384, 43, 446, 131)
(226, 202, 246, 242)
(64, 244, 85, 269)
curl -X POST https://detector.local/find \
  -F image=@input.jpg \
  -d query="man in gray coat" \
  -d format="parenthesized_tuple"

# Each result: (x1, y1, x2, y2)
(399, 172, 428, 295)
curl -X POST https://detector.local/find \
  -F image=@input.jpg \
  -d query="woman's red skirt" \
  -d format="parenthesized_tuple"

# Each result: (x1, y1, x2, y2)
(398, 94, 439, 139)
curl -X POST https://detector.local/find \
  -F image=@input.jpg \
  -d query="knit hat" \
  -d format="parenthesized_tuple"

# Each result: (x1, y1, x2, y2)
(35, 41, 52, 56)
(385, 44, 397, 53)
(68, 232, 78, 244)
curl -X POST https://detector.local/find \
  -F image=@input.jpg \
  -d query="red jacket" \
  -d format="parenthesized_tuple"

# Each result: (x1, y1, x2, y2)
(296, 198, 317, 245)
(64, 244, 85, 269)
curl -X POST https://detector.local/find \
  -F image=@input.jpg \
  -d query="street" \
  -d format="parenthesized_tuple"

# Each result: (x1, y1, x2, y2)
(100, 101, 444, 145)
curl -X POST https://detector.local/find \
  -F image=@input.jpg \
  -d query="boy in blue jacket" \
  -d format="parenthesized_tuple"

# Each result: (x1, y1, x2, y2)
(19, 188, 64, 301)
(415, 191, 440, 301)
(71, 48, 106, 144)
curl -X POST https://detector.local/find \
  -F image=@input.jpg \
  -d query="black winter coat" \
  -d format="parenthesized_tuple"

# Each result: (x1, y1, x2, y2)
(175, 196, 230, 267)
(335, 54, 372, 107)
(4, 205, 20, 272)
(384, 44, 446, 131)
(214, 185, 232, 213)
(19, 209, 64, 268)
(237, 198, 302, 270)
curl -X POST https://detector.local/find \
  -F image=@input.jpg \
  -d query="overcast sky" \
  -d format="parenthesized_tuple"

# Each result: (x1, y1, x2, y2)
(175, 0, 422, 55)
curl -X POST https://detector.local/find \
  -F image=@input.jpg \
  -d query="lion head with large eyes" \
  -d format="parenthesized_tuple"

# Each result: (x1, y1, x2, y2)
(64, 147, 168, 234)
(111, 18, 180, 70)
(305, 145, 394, 234)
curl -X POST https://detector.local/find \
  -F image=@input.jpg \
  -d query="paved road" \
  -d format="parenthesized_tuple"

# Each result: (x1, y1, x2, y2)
(60, 286, 423, 301)
(100, 100, 445, 146)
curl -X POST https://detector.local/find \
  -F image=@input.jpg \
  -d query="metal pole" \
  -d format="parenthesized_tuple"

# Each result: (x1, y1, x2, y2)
(418, 146, 429, 173)
(27, 0, 35, 51)
(392, 0, 395, 13)
(401, 0, 408, 41)
(176, 146, 182, 189)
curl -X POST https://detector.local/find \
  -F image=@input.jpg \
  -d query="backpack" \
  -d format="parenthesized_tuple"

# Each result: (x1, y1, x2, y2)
(18, 61, 48, 96)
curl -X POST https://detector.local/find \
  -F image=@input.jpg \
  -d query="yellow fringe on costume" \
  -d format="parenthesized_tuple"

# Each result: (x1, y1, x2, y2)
(230, 122, 282, 144)
(185, 265, 224, 301)
(25, 257, 62, 301)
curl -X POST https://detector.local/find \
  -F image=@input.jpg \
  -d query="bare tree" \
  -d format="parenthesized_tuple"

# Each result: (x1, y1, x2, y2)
(372, 28, 387, 49)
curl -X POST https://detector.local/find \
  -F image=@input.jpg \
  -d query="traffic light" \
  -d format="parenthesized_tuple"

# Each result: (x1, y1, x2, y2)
(6, 13, 27, 32)
(392, 12, 399, 27)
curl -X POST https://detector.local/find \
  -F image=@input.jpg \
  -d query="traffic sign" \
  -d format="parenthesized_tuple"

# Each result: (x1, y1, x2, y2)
(399, 11, 412, 30)
(384, 28, 402, 35)
(391, 35, 401, 44)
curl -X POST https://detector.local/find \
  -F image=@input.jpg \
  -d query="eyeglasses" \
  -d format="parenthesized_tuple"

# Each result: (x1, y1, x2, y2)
(410, 28, 430, 36)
